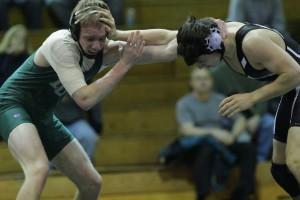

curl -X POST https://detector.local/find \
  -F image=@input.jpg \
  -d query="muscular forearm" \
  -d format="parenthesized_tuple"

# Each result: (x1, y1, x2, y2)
(251, 72, 300, 104)
(113, 29, 177, 45)
(73, 61, 130, 110)
(135, 38, 178, 64)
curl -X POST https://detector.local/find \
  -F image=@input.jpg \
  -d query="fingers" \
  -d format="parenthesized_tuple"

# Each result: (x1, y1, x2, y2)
(222, 104, 240, 117)
(99, 17, 114, 27)
(219, 96, 233, 110)
(127, 32, 134, 46)
(137, 40, 145, 55)
(219, 96, 239, 117)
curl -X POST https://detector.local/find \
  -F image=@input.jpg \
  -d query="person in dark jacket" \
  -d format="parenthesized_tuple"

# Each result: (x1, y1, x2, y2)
(0, 24, 31, 86)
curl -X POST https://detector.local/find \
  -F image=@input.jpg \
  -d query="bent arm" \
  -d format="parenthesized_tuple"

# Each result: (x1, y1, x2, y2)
(72, 60, 130, 110)
(245, 37, 300, 104)
(73, 32, 144, 110)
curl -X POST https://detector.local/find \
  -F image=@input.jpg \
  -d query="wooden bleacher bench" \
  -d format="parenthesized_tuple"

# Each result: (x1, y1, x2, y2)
(0, 162, 289, 200)
(0, 132, 177, 173)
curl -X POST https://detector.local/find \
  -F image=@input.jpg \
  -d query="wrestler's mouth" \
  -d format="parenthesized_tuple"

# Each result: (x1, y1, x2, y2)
(87, 51, 98, 55)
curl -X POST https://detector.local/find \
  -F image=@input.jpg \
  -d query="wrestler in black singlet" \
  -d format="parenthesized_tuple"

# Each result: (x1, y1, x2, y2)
(235, 23, 300, 143)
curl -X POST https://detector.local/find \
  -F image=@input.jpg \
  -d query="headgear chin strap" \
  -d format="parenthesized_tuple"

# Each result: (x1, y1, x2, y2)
(204, 27, 225, 59)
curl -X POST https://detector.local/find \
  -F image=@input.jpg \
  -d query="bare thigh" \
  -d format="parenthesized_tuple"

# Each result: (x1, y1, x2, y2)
(8, 123, 48, 173)
(51, 139, 101, 187)
(272, 139, 286, 164)
(286, 127, 300, 163)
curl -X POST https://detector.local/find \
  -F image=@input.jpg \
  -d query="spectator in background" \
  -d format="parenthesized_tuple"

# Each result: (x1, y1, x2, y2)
(46, 0, 124, 28)
(0, 0, 42, 31)
(0, 24, 31, 85)
(176, 67, 256, 200)
(104, 0, 124, 25)
(54, 94, 102, 159)
(227, 0, 285, 32)
(45, 0, 78, 28)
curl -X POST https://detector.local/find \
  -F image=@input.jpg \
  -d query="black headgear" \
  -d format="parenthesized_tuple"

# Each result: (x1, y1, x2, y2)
(69, 11, 80, 41)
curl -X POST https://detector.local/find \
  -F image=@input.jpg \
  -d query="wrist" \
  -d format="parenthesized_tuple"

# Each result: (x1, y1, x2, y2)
(117, 59, 132, 71)
(249, 91, 260, 104)
(110, 30, 121, 40)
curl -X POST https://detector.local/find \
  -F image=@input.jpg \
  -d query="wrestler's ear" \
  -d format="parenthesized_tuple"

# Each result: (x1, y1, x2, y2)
(213, 19, 227, 39)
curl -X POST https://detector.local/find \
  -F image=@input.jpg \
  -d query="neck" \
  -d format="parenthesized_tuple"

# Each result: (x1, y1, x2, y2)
(194, 91, 211, 101)
(222, 22, 240, 62)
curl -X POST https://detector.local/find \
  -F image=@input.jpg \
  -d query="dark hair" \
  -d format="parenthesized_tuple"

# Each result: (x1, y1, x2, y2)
(177, 16, 219, 66)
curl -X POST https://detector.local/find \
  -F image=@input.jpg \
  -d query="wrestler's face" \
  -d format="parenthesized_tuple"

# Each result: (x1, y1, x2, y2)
(196, 53, 221, 68)
(79, 23, 107, 56)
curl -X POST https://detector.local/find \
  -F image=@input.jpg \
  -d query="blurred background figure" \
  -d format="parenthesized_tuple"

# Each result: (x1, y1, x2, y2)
(227, 0, 285, 32)
(104, 0, 124, 25)
(0, 24, 31, 86)
(54, 94, 103, 160)
(45, 0, 124, 28)
(0, 0, 42, 31)
(45, 0, 78, 28)
(175, 68, 256, 200)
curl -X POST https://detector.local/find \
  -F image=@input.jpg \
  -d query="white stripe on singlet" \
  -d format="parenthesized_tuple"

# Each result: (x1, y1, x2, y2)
(290, 87, 300, 123)
(287, 46, 300, 59)
(273, 96, 283, 136)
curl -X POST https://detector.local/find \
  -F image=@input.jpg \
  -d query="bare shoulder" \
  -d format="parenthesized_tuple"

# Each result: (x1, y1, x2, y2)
(241, 30, 279, 62)
(242, 29, 284, 55)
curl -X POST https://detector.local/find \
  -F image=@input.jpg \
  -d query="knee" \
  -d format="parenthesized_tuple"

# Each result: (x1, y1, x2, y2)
(286, 154, 300, 174)
(25, 161, 49, 182)
(79, 172, 102, 193)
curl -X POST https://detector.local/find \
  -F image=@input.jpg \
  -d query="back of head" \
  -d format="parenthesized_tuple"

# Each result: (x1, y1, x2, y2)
(69, 0, 110, 41)
(177, 17, 223, 66)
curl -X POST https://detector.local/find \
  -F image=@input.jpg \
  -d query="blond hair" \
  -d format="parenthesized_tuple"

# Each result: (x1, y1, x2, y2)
(0, 24, 31, 54)
(72, 0, 109, 26)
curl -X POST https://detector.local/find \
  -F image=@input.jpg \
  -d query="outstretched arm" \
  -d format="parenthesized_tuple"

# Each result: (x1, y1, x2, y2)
(113, 29, 177, 45)
(103, 38, 178, 67)
(98, 8, 226, 45)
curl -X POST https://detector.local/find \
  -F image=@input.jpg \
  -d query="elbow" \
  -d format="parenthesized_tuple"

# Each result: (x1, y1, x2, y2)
(75, 98, 92, 111)
(78, 101, 92, 111)
(72, 91, 94, 111)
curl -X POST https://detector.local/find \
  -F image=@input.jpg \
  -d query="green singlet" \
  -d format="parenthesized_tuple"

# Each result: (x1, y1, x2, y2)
(0, 51, 103, 160)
